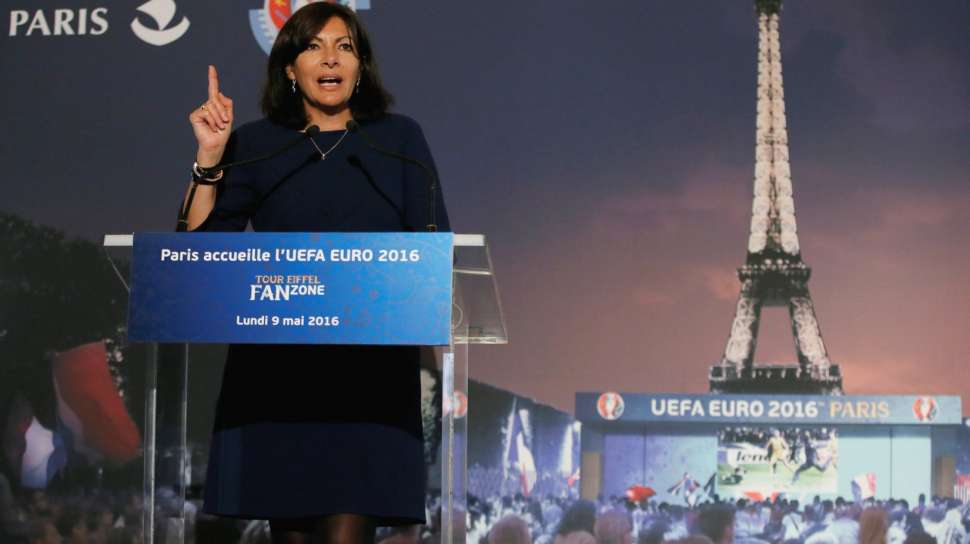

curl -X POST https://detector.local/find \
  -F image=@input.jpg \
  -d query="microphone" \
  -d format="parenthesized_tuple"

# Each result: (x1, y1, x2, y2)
(197, 125, 320, 177)
(177, 126, 321, 231)
(346, 120, 439, 232)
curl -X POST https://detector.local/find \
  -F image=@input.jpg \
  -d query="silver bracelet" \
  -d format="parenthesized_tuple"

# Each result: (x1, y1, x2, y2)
(191, 161, 224, 184)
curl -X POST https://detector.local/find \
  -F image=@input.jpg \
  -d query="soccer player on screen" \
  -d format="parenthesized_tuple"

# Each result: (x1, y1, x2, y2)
(791, 431, 835, 484)
(766, 429, 796, 477)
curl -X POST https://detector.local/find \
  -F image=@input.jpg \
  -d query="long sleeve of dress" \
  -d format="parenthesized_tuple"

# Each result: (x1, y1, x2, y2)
(192, 130, 258, 233)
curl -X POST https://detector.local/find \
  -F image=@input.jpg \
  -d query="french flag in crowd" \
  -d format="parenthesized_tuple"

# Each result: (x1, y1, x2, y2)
(559, 422, 582, 489)
(506, 403, 537, 496)
(5, 396, 67, 489)
(667, 472, 700, 495)
(52, 342, 140, 463)
(566, 468, 580, 489)
(21, 417, 67, 488)
(852, 472, 877, 501)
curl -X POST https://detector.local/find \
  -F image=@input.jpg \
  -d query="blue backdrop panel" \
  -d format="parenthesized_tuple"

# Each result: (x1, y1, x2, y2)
(602, 433, 646, 499)
(128, 232, 453, 345)
(836, 426, 931, 504)
(890, 427, 931, 502)
(643, 431, 717, 504)
(838, 427, 893, 500)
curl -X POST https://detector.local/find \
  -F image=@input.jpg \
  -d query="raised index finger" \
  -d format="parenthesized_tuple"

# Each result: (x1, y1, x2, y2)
(208, 65, 220, 100)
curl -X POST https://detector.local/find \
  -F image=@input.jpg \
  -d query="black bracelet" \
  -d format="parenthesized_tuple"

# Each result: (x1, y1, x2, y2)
(191, 161, 223, 185)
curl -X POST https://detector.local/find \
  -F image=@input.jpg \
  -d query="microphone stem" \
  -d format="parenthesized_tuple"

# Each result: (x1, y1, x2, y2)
(199, 128, 317, 177)
(349, 122, 438, 232)
(177, 127, 319, 231)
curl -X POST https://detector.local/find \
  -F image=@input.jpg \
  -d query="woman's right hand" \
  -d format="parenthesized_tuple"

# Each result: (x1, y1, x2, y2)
(189, 65, 234, 167)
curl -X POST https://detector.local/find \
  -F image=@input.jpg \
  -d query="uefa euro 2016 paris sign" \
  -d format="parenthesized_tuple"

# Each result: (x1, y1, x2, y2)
(128, 232, 453, 345)
(576, 392, 962, 425)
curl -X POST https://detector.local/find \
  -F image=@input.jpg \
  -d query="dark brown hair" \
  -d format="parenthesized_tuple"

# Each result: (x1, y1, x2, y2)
(260, 3, 393, 128)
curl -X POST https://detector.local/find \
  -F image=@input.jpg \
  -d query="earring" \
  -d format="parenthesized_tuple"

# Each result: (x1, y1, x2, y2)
(355, 76, 361, 93)
(291, 79, 297, 94)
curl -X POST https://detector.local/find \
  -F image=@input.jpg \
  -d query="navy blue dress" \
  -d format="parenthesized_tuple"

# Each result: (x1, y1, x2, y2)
(197, 114, 449, 525)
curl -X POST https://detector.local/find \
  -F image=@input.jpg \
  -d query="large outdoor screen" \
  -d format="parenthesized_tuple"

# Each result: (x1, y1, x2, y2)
(717, 427, 838, 500)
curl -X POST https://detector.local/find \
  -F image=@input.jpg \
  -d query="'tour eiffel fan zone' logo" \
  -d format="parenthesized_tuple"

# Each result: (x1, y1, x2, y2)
(250, 0, 372, 55)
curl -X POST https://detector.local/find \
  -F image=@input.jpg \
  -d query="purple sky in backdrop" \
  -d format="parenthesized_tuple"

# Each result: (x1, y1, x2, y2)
(2, 1, 967, 414)
(405, 1, 970, 413)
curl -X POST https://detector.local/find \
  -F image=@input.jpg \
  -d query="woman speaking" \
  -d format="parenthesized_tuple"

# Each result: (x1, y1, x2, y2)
(180, 3, 449, 543)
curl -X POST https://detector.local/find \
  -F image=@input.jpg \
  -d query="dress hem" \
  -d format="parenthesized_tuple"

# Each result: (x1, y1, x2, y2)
(200, 507, 426, 528)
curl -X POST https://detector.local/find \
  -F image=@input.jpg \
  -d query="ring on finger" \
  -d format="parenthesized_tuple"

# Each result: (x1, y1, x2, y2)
(201, 103, 208, 112)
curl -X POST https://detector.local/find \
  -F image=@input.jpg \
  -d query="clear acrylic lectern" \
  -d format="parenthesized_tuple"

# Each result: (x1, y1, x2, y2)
(103, 233, 507, 544)
(440, 234, 508, 544)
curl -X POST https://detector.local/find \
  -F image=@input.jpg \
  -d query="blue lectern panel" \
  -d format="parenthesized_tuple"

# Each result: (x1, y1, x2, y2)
(128, 232, 453, 345)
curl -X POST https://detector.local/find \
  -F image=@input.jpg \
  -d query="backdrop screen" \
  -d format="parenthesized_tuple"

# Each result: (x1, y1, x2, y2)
(717, 427, 838, 500)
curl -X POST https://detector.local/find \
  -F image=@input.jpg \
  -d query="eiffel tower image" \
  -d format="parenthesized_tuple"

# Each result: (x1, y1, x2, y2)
(709, 0, 842, 395)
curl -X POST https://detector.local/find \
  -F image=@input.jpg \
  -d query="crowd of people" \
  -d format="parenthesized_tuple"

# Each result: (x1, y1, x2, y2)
(463, 493, 970, 544)
(0, 475, 143, 544)
(4, 466, 970, 544)
(468, 465, 579, 505)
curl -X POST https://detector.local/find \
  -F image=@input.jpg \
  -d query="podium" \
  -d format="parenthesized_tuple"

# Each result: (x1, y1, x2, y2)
(103, 232, 507, 544)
